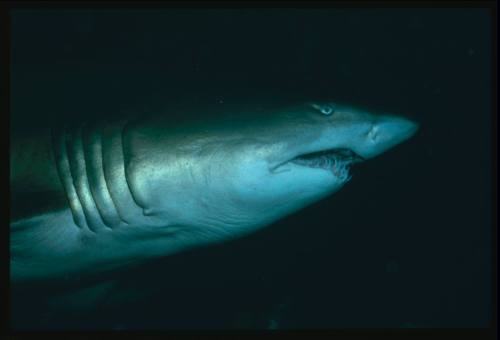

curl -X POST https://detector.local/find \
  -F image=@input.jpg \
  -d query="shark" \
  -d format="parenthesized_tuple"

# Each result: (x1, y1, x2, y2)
(10, 101, 418, 284)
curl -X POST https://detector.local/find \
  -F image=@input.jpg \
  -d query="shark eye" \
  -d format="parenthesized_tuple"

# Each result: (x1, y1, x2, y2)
(311, 103, 336, 116)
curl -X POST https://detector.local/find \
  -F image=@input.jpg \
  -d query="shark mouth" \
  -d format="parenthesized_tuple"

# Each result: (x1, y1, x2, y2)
(290, 148, 365, 181)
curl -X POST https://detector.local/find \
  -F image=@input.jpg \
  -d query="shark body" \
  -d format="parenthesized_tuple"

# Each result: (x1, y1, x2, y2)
(10, 101, 418, 283)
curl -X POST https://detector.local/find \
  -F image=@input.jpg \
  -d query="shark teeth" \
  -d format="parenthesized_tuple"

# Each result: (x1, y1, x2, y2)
(290, 149, 361, 181)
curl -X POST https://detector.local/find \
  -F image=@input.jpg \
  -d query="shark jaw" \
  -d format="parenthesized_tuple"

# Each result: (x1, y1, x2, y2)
(271, 147, 365, 182)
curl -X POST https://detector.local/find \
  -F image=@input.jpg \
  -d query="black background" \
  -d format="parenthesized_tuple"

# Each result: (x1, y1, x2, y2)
(9, 7, 493, 329)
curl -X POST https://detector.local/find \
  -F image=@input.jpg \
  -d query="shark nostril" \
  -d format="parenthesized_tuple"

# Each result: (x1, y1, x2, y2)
(368, 126, 378, 143)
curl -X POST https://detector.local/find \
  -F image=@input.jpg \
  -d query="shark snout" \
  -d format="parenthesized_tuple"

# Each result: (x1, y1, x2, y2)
(391, 117, 419, 142)
(370, 116, 419, 143)
(360, 116, 419, 159)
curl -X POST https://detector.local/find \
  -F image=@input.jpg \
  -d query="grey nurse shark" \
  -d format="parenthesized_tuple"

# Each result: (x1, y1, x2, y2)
(10, 101, 418, 285)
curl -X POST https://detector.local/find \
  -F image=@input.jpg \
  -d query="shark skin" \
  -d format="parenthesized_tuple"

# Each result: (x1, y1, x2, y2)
(10, 101, 419, 284)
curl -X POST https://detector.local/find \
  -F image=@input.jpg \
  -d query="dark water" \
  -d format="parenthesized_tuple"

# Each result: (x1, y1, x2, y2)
(10, 8, 493, 330)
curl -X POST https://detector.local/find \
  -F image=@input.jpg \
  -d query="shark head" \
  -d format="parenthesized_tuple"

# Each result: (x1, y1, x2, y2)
(123, 101, 419, 249)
